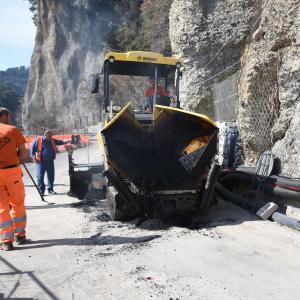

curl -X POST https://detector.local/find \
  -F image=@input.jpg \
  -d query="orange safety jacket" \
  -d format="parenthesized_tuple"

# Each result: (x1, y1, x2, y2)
(34, 136, 58, 162)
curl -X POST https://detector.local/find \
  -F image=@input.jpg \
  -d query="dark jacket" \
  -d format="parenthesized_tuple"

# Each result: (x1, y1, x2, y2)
(31, 136, 65, 162)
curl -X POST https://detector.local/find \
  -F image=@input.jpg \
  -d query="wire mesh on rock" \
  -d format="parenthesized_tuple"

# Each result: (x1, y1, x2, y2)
(212, 71, 240, 122)
(239, 62, 280, 163)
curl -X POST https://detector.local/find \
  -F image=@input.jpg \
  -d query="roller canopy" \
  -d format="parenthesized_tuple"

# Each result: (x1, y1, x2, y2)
(101, 104, 218, 191)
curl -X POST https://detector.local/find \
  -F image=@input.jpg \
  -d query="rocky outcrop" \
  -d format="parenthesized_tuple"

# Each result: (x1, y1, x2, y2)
(272, 47, 300, 176)
(23, 0, 166, 133)
(23, 0, 118, 132)
(238, 0, 300, 177)
(24, 0, 300, 176)
(170, 0, 300, 177)
(169, 0, 255, 117)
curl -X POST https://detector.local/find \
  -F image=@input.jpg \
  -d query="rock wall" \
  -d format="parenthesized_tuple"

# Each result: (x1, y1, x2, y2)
(238, 0, 300, 177)
(169, 0, 256, 117)
(23, 0, 118, 132)
(170, 0, 300, 177)
(24, 0, 300, 176)
(23, 0, 165, 133)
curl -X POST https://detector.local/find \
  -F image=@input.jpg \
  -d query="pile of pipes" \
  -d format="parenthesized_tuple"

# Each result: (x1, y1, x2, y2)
(216, 166, 300, 231)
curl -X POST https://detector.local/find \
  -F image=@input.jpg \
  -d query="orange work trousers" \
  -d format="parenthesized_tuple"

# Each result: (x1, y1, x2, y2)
(0, 167, 26, 243)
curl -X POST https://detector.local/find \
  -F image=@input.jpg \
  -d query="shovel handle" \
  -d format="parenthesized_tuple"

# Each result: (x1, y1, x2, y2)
(22, 162, 48, 203)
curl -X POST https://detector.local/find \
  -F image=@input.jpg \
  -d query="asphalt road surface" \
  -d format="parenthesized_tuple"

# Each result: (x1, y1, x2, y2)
(0, 142, 299, 299)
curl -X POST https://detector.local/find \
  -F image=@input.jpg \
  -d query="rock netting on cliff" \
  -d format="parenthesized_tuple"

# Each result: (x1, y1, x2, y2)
(238, 0, 300, 177)
(170, 0, 300, 177)
(169, 0, 255, 117)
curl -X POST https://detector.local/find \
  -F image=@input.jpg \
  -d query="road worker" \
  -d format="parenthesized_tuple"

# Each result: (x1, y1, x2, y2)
(0, 107, 28, 251)
(144, 77, 168, 112)
(31, 130, 66, 196)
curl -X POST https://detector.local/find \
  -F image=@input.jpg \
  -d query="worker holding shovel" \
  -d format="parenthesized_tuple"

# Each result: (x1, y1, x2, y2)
(0, 107, 28, 251)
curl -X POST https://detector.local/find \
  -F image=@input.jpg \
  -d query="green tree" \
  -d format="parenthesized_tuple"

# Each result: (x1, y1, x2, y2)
(25, 0, 38, 25)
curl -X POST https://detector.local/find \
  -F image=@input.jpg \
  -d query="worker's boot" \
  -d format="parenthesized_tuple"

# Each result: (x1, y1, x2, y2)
(1, 242, 14, 251)
(15, 236, 26, 245)
(48, 190, 57, 195)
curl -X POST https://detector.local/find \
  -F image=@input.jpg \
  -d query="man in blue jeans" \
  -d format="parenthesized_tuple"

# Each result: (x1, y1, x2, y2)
(31, 130, 67, 195)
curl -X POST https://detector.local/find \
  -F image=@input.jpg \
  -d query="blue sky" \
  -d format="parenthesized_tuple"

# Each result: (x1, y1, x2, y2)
(0, 0, 36, 70)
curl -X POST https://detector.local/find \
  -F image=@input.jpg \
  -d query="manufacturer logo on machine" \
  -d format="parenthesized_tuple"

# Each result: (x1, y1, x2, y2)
(143, 57, 157, 62)
(136, 56, 157, 62)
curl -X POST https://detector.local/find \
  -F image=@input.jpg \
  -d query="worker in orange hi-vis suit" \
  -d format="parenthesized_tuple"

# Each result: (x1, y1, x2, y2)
(0, 107, 28, 251)
(144, 77, 168, 112)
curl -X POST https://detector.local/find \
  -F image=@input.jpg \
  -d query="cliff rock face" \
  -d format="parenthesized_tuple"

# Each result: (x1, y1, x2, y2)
(23, 0, 170, 133)
(169, 0, 255, 117)
(24, 0, 299, 176)
(170, 0, 300, 177)
(23, 0, 117, 131)
(238, 0, 300, 176)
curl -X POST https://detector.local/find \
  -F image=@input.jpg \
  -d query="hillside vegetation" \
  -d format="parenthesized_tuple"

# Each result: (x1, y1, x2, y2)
(0, 67, 28, 126)
(111, 0, 173, 54)
(0, 85, 22, 126)
(0, 66, 29, 95)
(26, 0, 172, 54)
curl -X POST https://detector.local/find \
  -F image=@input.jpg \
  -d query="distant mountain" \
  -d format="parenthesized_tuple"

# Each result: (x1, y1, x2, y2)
(0, 85, 22, 126)
(0, 67, 28, 127)
(0, 66, 29, 96)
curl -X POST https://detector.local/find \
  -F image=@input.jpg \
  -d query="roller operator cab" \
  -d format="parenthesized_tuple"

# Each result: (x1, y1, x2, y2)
(91, 51, 219, 221)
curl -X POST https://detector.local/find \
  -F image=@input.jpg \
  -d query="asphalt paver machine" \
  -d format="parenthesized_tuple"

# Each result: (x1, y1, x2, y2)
(92, 51, 220, 220)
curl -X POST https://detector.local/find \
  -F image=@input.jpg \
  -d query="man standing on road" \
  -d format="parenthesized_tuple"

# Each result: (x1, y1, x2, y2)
(0, 107, 28, 251)
(31, 130, 66, 196)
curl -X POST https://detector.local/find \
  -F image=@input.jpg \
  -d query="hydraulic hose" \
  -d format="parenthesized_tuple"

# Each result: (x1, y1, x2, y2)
(219, 172, 253, 185)
(268, 176, 300, 189)
(264, 185, 300, 200)
(276, 184, 300, 192)
(235, 166, 256, 175)
(218, 171, 300, 201)
(215, 182, 246, 207)
(215, 182, 266, 212)
(235, 166, 300, 188)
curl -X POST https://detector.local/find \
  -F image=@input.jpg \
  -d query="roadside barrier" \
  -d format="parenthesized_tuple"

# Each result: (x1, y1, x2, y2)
(24, 134, 90, 152)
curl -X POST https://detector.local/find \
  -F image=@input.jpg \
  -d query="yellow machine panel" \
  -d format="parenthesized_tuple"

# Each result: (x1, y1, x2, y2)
(104, 51, 182, 66)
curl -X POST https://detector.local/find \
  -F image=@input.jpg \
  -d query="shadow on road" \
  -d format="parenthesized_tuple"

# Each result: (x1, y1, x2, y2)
(24, 184, 69, 188)
(26, 204, 72, 210)
(16, 234, 161, 250)
(0, 256, 59, 300)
